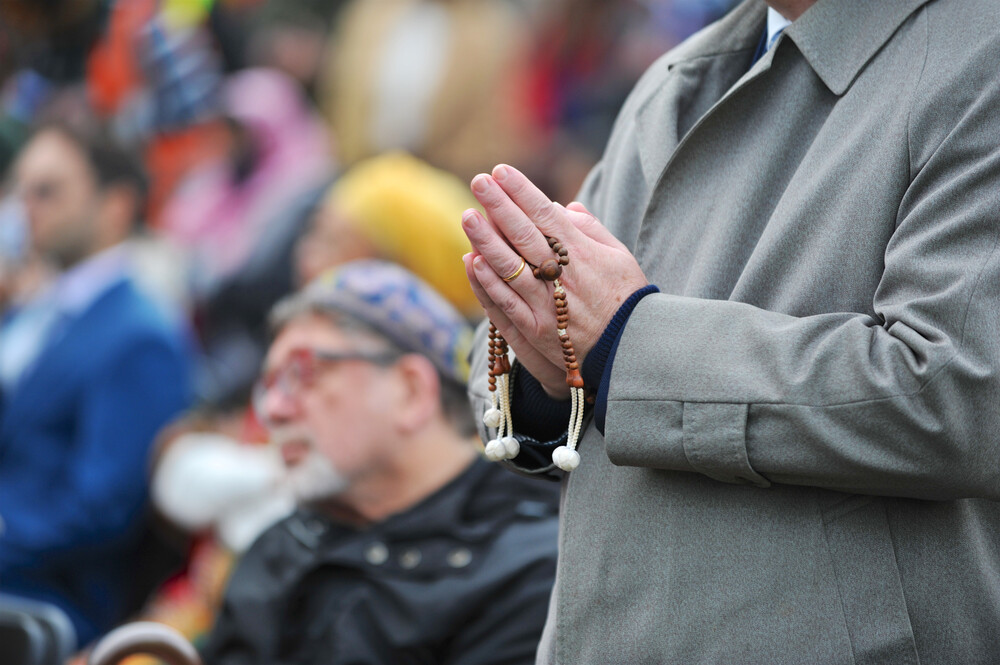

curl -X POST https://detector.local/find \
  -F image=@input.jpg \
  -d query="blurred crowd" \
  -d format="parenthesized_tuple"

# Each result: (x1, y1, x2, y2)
(0, 0, 737, 659)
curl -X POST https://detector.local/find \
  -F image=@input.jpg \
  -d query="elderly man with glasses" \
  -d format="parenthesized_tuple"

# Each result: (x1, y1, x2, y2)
(200, 260, 559, 665)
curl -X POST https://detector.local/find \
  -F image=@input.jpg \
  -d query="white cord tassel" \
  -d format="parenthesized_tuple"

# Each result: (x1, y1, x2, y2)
(498, 372, 519, 459)
(552, 387, 583, 471)
(484, 373, 506, 462)
(485, 360, 521, 461)
(483, 406, 502, 429)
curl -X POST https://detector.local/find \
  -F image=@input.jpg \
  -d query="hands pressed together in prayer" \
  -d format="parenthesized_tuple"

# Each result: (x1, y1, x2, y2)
(461, 164, 649, 399)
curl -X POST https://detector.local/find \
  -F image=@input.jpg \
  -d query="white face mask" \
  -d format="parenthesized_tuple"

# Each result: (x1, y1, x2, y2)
(153, 433, 296, 552)
(153, 433, 285, 529)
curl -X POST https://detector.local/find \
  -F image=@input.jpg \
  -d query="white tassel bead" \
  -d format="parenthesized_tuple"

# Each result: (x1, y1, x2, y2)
(552, 446, 581, 472)
(501, 436, 520, 459)
(484, 439, 506, 462)
(482, 408, 502, 429)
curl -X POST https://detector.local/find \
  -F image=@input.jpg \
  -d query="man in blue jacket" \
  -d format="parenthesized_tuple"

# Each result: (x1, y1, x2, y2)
(0, 124, 192, 646)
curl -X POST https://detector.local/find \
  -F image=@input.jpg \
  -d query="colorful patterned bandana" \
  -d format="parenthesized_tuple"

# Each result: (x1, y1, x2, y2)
(299, 260, 473, 385)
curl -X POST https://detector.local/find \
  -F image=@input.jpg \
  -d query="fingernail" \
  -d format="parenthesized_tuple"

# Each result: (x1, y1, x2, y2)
(493, 165, 509, 182)
(471, 175, 489, 195)
(462, 210, 478, 227)
(462, 252, 472, 263)
(473, 256, 485, 271)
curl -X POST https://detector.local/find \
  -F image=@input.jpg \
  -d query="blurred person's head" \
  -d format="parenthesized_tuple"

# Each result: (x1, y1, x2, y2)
(256, 260, 476, 524)
(245, 0, 350, 88)
(221, 68, 330, 184)
(0, 0, 107, 82)
(317, 0, 536, 181)
(295, 152, 480, 317)
(13, 123, 146, 270)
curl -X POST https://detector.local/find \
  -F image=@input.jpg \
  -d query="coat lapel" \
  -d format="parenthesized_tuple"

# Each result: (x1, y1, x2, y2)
(633, 0, 932, 291)
(634, 0, 766, 190)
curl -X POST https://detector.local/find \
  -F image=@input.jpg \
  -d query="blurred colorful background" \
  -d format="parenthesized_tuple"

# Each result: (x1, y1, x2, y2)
(0, 0, 738, 660)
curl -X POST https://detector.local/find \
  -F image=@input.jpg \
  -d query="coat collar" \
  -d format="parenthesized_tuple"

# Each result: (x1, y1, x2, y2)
(664, 0, 765, 67)
(662, 0, 933, 95)
(785, 0, 932, 95)
(631, 0, 932, 190)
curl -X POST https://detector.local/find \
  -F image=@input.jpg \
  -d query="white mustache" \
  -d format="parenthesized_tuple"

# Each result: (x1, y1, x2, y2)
(269, 435, 349, 502)
(269, 428, 315, 450)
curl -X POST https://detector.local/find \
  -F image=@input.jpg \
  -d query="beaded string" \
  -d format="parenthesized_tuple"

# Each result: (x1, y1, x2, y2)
(483, 236, 585, 472)
(483, 326, 519, 461)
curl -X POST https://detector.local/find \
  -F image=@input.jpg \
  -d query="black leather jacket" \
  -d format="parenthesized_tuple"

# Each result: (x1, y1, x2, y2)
(202, 458, 559, 665)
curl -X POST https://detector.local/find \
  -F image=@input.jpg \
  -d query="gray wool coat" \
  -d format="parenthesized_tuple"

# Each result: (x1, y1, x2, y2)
(469, 0, 1000, 662)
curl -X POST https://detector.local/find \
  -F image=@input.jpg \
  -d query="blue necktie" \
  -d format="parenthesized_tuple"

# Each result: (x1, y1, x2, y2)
(751, 25, 786, 66)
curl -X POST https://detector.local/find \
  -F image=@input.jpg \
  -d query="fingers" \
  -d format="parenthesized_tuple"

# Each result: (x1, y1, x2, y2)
(472, 165, 584, 262)
(470, 254, 541, 331)
(491, 164, 583, 245)
(462, 252, 532, 327)
(462, 209, 548, 302)
(463, 253, 567, 394)
(471, 172, 553, 266)
(462, 251, 493, 314)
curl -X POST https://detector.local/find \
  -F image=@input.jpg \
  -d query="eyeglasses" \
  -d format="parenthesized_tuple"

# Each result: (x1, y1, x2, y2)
(252, 347, 400, 425)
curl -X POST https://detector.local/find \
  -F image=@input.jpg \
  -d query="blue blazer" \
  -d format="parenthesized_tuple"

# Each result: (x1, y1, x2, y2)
(0, 279, 192, 645)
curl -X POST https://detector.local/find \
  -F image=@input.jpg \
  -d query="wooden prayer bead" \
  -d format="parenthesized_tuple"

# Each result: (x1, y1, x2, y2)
(537, 259, 563, 281)
(566, 370, 585, 389)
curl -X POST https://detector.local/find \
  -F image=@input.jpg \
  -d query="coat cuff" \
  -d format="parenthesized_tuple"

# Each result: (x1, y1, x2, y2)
(605, 400, 769, 487)
(582, 284, 660, 434)
(603, 294, 771, 487)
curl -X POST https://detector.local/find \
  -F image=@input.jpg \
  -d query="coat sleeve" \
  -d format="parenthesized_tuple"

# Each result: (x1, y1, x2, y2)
(603, 53, 1000, 501)
(0, 335, 190, 568)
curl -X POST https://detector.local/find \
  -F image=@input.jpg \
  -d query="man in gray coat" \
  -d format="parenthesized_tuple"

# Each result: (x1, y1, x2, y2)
(461, 0, 1000, 662)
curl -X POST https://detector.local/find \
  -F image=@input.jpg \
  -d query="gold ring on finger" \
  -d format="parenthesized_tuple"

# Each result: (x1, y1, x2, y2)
(501, 257, 527, 282)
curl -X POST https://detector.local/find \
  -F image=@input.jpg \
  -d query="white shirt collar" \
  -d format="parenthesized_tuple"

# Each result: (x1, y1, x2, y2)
(767, 7, 793, 51)
(52, 244, 129, 315)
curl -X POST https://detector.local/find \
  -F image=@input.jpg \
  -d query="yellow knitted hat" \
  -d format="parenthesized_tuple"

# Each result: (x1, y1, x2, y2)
(324, 152, 480, 317)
